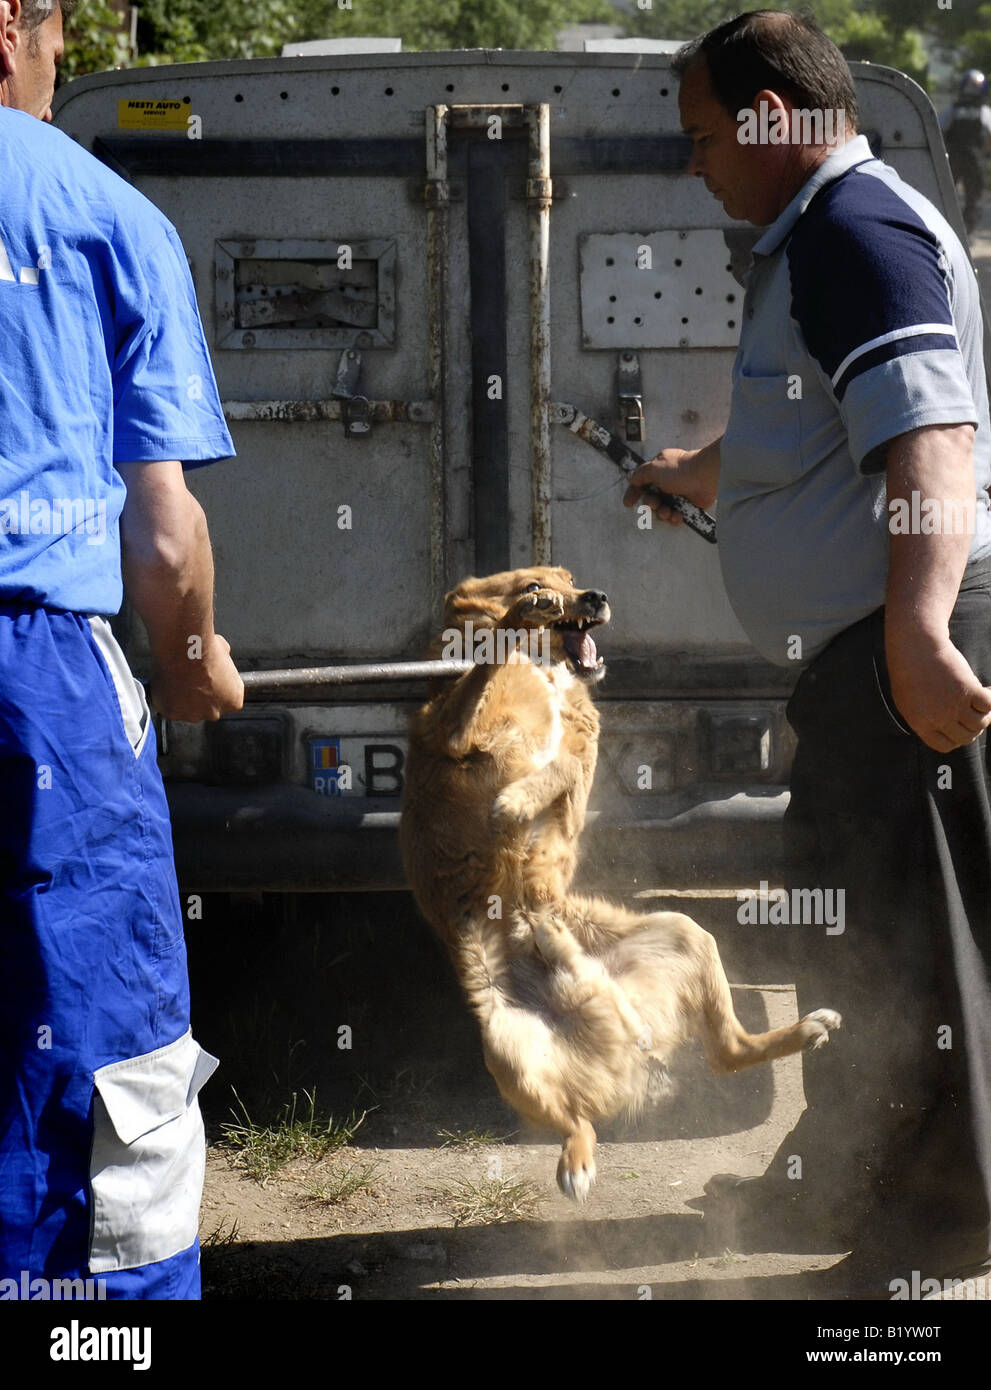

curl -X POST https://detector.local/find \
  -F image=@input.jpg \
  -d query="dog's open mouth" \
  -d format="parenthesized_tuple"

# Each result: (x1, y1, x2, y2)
(555, 617, 605, 678)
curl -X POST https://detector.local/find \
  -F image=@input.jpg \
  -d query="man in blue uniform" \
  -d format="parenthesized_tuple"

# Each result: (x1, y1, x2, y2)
(0, 0, 243, 1299)
(626, 10, 991, 1297)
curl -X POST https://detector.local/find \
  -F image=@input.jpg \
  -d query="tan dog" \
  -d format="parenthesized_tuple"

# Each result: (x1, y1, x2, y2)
(400, 567, 840, 1200)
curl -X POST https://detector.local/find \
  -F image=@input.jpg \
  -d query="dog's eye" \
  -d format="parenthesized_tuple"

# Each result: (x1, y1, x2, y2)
(524, 582, 542, 593)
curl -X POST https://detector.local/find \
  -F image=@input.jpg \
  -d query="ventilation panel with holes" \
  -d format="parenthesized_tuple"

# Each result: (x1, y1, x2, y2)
(578, 232, 741, 349)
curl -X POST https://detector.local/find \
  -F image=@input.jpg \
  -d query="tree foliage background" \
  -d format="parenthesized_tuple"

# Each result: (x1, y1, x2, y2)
(60, 0, 991, 86)
(62, 0, 613, 74)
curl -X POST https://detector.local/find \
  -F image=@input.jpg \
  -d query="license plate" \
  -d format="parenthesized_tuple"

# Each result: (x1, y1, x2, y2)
(309, 736, 407, 797)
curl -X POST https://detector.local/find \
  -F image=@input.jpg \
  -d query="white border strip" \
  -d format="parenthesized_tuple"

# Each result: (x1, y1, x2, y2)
(832, 323, 957, 388)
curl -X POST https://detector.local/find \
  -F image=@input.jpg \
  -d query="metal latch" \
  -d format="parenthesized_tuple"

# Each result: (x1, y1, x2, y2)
(617, 351, 645, 442)
(332, 349, 371, 438)
(341, 396, 371, 437)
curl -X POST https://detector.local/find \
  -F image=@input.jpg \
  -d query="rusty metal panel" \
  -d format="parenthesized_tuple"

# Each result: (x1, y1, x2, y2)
(215, 237, 396, 349)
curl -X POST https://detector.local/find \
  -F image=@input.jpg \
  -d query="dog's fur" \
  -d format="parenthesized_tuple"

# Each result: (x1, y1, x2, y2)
(400, 567, 840, 1200)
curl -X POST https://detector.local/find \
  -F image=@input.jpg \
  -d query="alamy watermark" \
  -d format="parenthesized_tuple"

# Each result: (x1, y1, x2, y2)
(1, 1270, 107, 1300)
(440, 621, 551, 665)
(0, 492, 107, 546)
(888, 491, 976, 535)
(890, 1270, 991, 1300)
(737, 100, 847, 146)
(737, 881, 845, 935)
(50, 1320, 150, 1370)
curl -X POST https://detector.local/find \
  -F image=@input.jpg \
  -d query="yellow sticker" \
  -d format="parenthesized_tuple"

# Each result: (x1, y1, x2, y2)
(117, 98, 191, 131)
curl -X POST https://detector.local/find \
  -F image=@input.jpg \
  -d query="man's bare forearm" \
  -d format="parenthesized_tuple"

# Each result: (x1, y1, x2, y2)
(884, 422, 991, 750)
(119, 468, 217, 666)
(624, 433, 723, 518)
(692, 434, 724, 502)
(885, 424, 975, 647)
(117, 460, 243, 720)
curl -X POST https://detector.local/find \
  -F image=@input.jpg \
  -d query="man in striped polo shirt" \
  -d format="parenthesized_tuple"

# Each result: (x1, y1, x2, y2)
(626, 9, 991, 1297)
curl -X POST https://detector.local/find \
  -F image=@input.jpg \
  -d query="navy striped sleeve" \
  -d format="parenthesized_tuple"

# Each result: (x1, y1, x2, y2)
(786, 170, 976, 468)
(787, 172, 957, 401)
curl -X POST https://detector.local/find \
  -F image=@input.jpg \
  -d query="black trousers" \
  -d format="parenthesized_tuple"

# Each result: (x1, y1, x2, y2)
(771, 563, 991, 1277)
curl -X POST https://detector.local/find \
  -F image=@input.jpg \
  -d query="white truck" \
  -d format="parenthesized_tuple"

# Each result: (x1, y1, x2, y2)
(52, 48, 979, 896)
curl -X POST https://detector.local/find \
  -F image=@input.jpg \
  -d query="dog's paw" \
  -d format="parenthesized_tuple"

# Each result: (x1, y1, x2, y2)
(492, 784, 534, 824)
(557, 1123, 597, 1204)
(510, 589, 566, 627)
(557, 1153, 596, 1204)
(532, 916, 567, 962)
(800, 1008, 842, 1050)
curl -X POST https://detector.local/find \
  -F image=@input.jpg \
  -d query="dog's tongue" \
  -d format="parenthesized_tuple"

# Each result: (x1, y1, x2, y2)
(563, 628, 597, 670)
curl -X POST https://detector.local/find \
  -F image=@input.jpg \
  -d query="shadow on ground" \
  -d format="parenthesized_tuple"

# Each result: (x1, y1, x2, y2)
(201, 1207, 842, 1301)
(187, 891, 780, 1150)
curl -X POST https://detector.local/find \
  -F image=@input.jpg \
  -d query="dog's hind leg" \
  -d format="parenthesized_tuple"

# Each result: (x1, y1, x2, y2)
(472, 1007, 602, 1201)
(682, 916, 841, 1072)
(557, 1118, 597, 1202)
(529, 915, 648, 1202)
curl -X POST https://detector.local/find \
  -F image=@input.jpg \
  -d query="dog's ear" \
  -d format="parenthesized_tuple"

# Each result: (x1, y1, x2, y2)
(442, 577, 506, 632)
(444, 590, 505, 632)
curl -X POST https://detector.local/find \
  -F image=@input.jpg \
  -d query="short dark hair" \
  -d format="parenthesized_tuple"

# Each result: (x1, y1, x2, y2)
(19, 0, 79, 30)
(673, 9, 859, 132)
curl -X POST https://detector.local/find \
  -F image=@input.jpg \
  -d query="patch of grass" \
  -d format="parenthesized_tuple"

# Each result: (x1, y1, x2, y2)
(305, 1163, 381, 1206)
(432, 1175, 542, 1227)
(201, 1217, 240, 1248)
(436, 1127, 515, 1149)
(218, 1087, 368, 1183)
(356, 1066, 438, 1110)
(711, 1248, 749, 1268)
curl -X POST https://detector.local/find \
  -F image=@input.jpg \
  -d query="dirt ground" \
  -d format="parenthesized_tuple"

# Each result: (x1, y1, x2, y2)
(193, 891, 850, 1304)
(192, 202, 991, 1312)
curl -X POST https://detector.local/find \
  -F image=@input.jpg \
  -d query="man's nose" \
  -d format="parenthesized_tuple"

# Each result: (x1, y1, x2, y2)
(687, 146, 704, 177)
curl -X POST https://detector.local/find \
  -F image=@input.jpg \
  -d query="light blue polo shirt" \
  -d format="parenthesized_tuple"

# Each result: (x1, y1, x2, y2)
(0, 107, 234, 617)
(719, 133, 991, 666)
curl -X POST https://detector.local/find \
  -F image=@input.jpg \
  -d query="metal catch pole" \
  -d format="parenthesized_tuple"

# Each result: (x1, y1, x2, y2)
(239, 660, 473, 692)
(527, 104, 553, 565)
(425, 105, 450, 618)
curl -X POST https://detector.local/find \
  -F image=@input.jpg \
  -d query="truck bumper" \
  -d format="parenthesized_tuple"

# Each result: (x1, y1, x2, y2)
(166, 782, 791, 893)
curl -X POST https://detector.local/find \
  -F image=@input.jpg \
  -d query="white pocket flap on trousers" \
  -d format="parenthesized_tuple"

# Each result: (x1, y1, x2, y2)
(89, 1029, 220, 1273)
(93, 1029, 219, 1146)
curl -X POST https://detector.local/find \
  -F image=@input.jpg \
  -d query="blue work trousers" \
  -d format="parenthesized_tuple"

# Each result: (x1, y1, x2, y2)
(0, 604, 215, 1300)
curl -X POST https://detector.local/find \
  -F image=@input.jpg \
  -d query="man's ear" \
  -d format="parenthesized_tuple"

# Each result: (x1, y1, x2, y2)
(754, 87, 790, 124)
(0, 2, 22, 82)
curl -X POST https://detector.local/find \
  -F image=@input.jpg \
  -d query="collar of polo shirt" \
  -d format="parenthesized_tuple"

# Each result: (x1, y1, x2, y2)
(753, 134, 876, 258)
